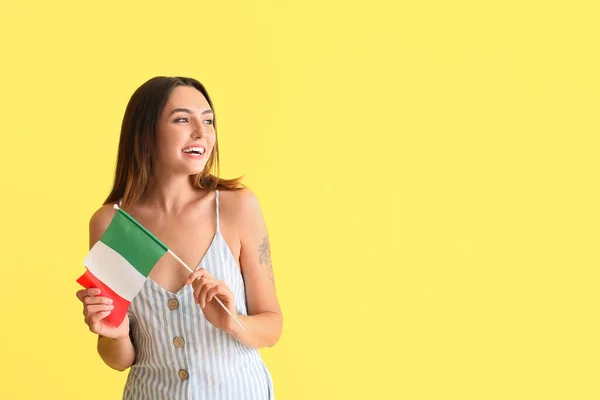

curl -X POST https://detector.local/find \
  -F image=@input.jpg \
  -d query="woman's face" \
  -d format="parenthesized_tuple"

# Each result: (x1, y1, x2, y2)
(155, 85, 216, 176)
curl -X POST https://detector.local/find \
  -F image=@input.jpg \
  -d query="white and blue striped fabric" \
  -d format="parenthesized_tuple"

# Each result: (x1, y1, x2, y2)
(121, 190, 274, 399)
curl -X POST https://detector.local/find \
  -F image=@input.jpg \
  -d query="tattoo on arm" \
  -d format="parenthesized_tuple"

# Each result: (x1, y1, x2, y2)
(258, 234, 274, 282)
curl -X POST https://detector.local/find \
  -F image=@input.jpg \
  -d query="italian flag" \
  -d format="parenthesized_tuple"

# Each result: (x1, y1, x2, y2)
(77, 206, 168, 327)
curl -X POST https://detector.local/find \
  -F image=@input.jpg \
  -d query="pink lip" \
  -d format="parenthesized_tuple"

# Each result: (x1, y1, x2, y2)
(182, 151, 205, 159)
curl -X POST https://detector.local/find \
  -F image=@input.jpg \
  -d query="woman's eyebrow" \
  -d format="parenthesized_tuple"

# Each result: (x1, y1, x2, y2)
(169, 108, 214, 116)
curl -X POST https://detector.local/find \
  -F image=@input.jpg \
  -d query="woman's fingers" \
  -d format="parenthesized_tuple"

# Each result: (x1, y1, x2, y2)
(185, 268, 213, 285)
(83, 295, 113, 306)
(87, 311, 111, 333)
(78, 287, 114, 330)
(195, 278, 216, 307)
(84, 307, 103, 325)
(191, 274, 216, 299)
(76, 288, 101, 302)
(187, 269, 233, 308)
(198, 281, 231, 308)
(206, 284, 232, 304)
(84, 304, 115, 316)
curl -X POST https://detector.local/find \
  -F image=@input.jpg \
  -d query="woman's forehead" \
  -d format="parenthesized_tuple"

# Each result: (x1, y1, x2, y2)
(167, 85, 210, 109)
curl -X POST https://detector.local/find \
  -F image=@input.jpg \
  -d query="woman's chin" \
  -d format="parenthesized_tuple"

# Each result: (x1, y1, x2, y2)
(186, 167, 207, 177)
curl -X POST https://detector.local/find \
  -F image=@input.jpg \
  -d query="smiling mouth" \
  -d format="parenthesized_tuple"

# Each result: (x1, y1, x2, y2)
(182, 146, 205, 155)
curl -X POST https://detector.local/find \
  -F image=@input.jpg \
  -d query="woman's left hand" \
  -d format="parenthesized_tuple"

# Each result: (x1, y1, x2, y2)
(185, 268, 238, 334)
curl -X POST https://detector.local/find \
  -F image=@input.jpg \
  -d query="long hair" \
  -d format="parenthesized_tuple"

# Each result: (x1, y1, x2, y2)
(104, 76, 245, 209)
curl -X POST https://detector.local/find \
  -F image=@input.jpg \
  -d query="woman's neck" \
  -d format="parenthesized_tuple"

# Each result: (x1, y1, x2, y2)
(141, 172, 203, 213)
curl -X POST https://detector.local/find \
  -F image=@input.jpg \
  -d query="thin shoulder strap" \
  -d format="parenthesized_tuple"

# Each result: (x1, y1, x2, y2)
(215, 190, 220, 233)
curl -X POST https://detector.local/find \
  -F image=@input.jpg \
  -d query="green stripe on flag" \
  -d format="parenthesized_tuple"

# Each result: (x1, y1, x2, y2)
(99, 209, 168, 277)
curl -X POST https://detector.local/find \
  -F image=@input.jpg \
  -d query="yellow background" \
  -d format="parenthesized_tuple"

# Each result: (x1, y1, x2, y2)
(0, 1, 598, 399)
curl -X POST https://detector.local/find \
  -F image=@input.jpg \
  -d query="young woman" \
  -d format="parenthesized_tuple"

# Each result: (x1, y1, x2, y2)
(75, 76, 282, 399)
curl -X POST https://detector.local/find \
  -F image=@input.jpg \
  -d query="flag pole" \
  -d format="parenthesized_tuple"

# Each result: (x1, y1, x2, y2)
(113, 204, 246, 332)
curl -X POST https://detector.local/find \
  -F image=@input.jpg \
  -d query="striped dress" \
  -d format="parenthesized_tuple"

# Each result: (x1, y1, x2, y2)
(121, 190, 275, 399)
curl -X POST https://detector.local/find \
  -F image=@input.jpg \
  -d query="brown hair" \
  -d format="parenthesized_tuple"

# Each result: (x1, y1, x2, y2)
(104, 76, 245, 209)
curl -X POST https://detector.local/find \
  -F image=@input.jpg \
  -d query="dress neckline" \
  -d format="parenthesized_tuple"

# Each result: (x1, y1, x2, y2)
(147, 231, 219, 297)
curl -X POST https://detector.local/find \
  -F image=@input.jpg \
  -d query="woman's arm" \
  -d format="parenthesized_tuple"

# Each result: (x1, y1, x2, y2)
(227, 188, 283, 349)
(89, 205, 136, 370)
(97, 334, 136, 371)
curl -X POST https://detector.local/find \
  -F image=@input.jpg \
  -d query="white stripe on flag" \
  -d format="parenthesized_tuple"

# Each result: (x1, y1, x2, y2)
(84, 241, 147, 301)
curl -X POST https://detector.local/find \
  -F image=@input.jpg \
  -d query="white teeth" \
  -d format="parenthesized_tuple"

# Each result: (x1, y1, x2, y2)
(182, 147, 205, 154)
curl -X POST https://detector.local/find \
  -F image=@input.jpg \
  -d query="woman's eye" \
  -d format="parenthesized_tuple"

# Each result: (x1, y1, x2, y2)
(174, 117, 212, 124)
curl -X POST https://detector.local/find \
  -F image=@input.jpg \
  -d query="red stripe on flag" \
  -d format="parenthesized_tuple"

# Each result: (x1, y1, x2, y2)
(76, 268, 131, 328)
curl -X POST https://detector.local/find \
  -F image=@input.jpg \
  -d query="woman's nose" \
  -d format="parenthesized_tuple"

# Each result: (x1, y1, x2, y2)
(191, 124, 205, 139)
(192, 129, 203, 139)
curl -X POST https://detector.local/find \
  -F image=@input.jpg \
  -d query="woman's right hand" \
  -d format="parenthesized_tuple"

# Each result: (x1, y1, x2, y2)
(76, 288, 130, 339)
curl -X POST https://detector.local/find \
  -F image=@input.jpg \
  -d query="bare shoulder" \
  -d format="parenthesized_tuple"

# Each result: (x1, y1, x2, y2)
(220, 187, 262, 219)
(90, 203, 118, 229)
(88, 203, 118, 246)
